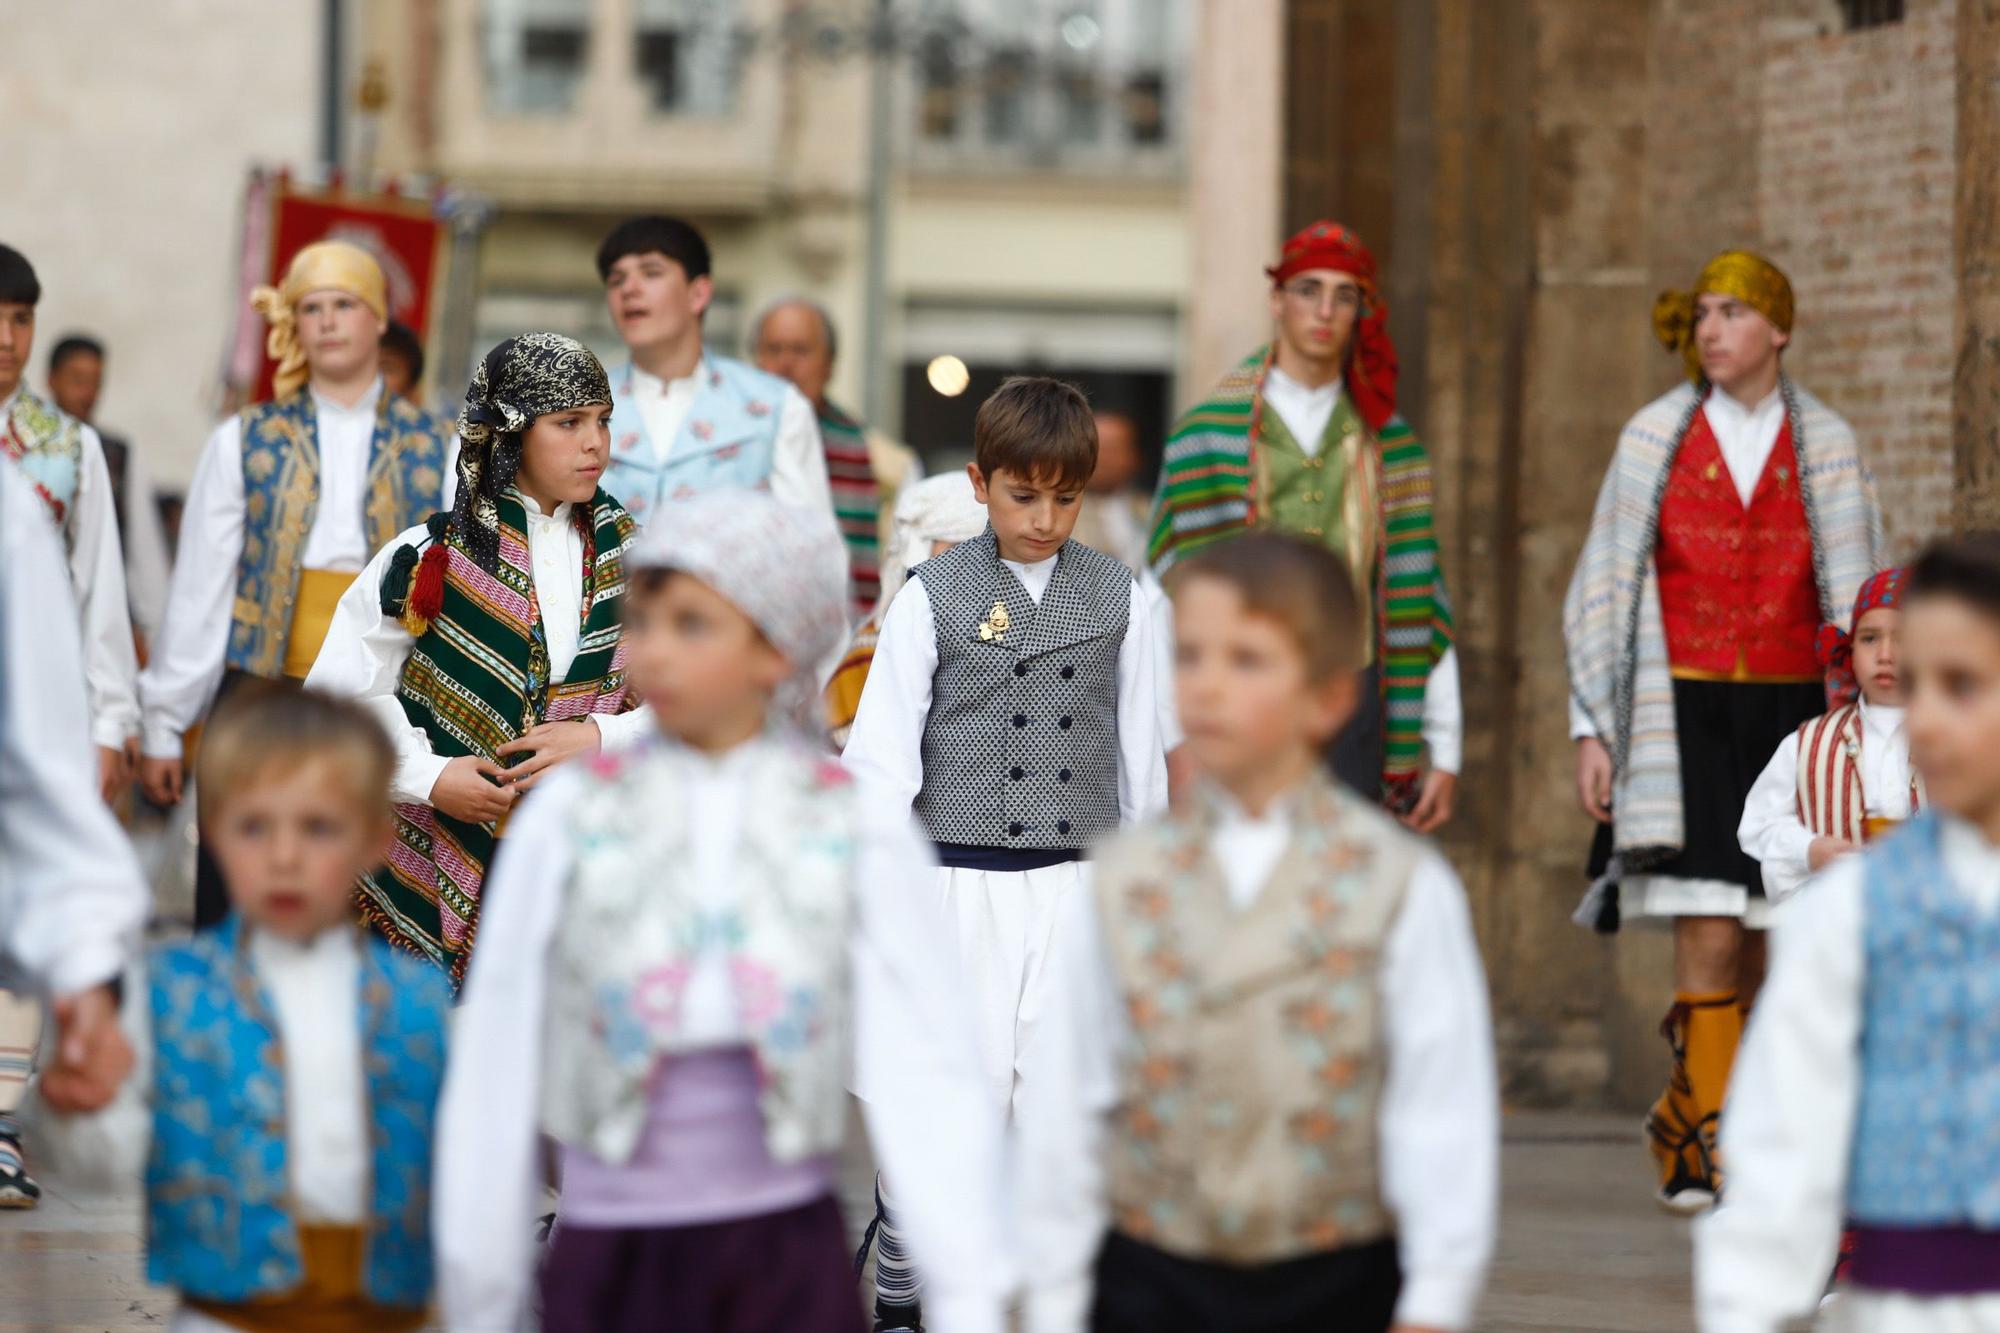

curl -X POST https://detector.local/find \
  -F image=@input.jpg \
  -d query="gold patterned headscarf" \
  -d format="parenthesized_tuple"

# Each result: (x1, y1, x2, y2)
(249, 241, 389, 399)
(1651, 250, 1795, 382)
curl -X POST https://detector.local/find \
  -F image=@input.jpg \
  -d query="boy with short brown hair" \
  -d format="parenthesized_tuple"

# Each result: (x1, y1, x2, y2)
(1038, 531, 1497, 1333)
(842, 374, 1168, 1332)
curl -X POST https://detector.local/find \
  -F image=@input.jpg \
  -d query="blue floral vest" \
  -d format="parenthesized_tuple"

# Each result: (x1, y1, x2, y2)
(601, 354, 787, 526)
(2, 388, 84, 533)
(145, 918, 451, 1307)
(227, 389, 450, 678)
(1847, 812, 2000, 1227)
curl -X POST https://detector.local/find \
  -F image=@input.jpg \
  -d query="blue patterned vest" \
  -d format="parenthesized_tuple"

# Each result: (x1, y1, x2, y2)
(227, 389, 450, 678)
(2, 388, 84, 533)
(1847, 812, 2000, 1227)
(145, 918, 451, 1307)
(601, 354, 788, 526)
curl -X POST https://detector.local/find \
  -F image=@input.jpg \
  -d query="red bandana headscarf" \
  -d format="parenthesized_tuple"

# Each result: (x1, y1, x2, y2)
(1266, 220, 1399, 431)
(1816, 567, 1906, 706)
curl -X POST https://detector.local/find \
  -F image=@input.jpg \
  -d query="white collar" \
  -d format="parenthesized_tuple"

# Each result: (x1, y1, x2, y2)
(247, 921, 361, 968)
(629, 354, 707, 397)
(1858, 699, 1905, 741)
(1212, 784, 1298, 831)
(309, 376, 384, 418)
(0, 386, 18, 419)
(1000, 551, 1059, 578)
(1707, 383, 1781, 419)
(517, 492, 573, 524)
(1266, 363, 1343, 403)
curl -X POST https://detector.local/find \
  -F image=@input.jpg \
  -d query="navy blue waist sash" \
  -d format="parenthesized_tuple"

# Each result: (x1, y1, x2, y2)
(932, 843, 1084, 872)
(1848, 1224, 2000, 1296)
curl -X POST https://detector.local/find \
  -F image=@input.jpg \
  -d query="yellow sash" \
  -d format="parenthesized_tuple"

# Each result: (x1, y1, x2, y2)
(1863, 815, 1902, 843)
(182, 1224, 428, 1332)
(281, 569, 360, 680)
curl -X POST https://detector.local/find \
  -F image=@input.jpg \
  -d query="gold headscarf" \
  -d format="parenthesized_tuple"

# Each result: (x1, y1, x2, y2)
(1651, 249, 1795, 382)
(249, 241, 389, 399)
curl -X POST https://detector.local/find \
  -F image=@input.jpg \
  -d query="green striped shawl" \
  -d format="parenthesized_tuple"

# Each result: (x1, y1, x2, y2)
(1147, 348, 1453, 807)
(361, 489, 636, 984)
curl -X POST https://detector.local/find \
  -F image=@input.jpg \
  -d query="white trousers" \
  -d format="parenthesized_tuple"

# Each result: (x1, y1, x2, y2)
(1823, 1293, 2000, 1331)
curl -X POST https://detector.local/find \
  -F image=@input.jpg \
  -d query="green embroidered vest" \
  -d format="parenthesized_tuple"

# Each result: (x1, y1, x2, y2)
(1254, 395, 1379, 666)
(227, 390, 450, 678)
(1093, 773, 1419, 1263)
(360, 490, 636, 986)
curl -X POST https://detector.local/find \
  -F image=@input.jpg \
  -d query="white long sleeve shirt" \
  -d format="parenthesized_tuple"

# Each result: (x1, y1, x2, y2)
(1037, 789, 1500, 1329)
(627, 359, 833, 518)
(1569, 384, 1788, 743)
(0, 460, 146, 998)
(1695, 820, 2000, 1333)
(840, 551, 1170, 828)
(35, 924, 374, 1226)
(1261, 370, 1463, 774)
(435, 740, 1014, 1333)
(303, 498, 653, 805)
(116, 441, 173, 644)
(2, 389, 140, 751)
(1737, 702, 1913, 904)
(138, 378, 459, 758)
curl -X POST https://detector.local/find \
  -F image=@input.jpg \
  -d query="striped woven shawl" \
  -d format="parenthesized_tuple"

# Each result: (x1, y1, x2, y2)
(1147, 347, 1453, 806)
(361, 489, 636, 984)
(1563, 379, 1881, 867)
(818, 400, 881, 618)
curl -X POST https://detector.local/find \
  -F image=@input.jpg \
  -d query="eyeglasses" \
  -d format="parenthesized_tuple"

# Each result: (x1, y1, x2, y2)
(1282, 279, 1363, 313)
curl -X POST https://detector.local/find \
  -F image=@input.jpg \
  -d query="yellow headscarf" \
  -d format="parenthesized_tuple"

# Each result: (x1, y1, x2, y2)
(249, 241, 389, 399)
(1651, 249, 1795, 382)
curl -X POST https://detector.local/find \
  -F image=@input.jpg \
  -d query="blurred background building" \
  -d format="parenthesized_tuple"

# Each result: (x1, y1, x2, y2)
(9, 0, 1998, 1108)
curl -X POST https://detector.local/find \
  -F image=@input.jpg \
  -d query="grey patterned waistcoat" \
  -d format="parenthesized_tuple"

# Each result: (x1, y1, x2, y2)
(913, 530, 1130, 849)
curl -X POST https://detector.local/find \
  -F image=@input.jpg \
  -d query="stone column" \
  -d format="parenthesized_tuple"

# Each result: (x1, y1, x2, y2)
(1182, 0, 1285, 403)
(1955, 0, 2000, 527)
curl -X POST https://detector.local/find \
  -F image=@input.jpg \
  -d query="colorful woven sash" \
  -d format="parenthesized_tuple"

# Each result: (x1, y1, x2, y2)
(818, 400, 881, 617)
(1147, 347, 1453, 806)
(360, 489, 635, 983)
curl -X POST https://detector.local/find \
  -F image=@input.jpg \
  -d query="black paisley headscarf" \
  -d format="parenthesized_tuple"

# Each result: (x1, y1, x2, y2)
(451, 332, 612, 571)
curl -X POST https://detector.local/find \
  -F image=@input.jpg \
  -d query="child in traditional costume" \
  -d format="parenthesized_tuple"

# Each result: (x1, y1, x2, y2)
(37, 686, 453, 1332)
(1738, 569, 1921, 906)
(826, 470, 988, 748)
(307, 333, 651, 984)
(1036, 532, 1497, 1332)
(1698, 535, 2000, 1332)
(842, 377, 1169, 1332)
(137, 240, 454, 929)
(434, 488, 1009, 1333)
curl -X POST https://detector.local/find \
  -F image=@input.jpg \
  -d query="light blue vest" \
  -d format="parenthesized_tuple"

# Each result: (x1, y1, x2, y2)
(601, 353, 788, 526)
(2, 389, 83, 533)
(1847, 812, 2000, 1227)
(145, 918, 451, 1307)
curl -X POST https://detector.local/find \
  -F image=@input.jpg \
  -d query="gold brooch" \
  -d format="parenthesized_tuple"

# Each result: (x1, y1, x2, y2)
(978, 600, 1010, 643)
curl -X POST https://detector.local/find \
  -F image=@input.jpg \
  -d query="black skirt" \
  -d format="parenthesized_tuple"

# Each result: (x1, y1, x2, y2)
(1588, 676, 1827, 892)
(1090, 1231, 1401, 1333)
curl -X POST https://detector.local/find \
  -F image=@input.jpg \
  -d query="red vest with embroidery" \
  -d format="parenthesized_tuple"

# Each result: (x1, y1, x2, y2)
(1655, 408, 1821, 680)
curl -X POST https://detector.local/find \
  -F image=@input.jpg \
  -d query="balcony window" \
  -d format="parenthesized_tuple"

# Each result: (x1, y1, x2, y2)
(483, 0, 591, 115)
(634, 0, 741, 116)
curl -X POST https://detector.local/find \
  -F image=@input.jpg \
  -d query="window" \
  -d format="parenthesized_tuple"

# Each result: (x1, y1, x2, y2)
(634, 0, 741, 116)
(918, 34, 962, 140)
(483, 0, 591, 115)
(1840, 0, 1904, 28)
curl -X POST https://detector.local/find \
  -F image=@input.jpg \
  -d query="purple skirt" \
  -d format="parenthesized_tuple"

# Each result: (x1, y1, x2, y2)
(539, 1194, 867, 1333)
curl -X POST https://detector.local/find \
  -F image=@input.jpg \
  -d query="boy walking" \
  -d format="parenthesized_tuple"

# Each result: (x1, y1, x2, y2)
(843, 376, 1168, 1332)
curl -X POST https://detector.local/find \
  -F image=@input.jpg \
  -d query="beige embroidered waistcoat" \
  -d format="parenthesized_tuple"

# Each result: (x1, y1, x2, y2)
(1093, 772, 1420, 1264)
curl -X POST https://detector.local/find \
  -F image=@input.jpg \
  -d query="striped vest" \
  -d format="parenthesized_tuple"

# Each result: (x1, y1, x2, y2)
(818, 400, 881, 617)
(360, 491, 635, 984)
(227, 390, 450, 679)
(1793, 704, 1923, 844)
(2, 388, 84, 532)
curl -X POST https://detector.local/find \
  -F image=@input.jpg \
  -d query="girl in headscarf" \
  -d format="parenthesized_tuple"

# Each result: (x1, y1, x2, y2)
(825, 470, 989, 747)
(433, 488, 1010, 1333)
(308, 332, 652, 984)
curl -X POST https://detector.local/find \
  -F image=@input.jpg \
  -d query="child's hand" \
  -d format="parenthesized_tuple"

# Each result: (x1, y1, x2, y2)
(431, 755, 517, 824)
(1404, 768, 1457, 834)
(496, 720, 602, 794)
(138, 754, 184, 807)
(41, 985, 131, 1114)
(96, 745, 130, 806)
(1807, 835, 1857, 872)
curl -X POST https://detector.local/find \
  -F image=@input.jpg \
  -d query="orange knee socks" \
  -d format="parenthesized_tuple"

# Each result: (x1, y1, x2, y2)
(1645, 989, 1742, 1195)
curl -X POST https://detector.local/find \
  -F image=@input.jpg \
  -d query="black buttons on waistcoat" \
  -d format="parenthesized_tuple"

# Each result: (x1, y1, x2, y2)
(1058, 819, 1072, 835)
(1059, 716, 1073, 730)
(1014, 662, 1029, 676)
(1011, 767, 1024, 780)
(1009, 822, 1024, 837)
(1059, 768, 1071, 782)
(1013, 714, 1027, 728)
(1061, 665, 1074, 680)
